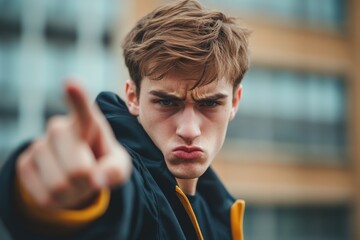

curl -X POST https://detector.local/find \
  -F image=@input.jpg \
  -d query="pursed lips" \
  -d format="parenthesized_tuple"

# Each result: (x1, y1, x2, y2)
(172, 146, 203, 159)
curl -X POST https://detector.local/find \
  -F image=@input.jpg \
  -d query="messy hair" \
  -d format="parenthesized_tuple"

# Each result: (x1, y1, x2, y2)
(122, 0, 250, 94)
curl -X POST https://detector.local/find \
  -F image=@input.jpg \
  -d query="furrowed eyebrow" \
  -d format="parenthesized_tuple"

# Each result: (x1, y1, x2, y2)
(193, 93, 228, 101)
(149, 90, 186, 101)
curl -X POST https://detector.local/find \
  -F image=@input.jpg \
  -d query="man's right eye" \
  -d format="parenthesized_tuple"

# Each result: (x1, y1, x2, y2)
(157, 99, 175, 106)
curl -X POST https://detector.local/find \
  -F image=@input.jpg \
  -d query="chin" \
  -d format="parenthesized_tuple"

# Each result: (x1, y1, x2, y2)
(171, 165, 207, 179)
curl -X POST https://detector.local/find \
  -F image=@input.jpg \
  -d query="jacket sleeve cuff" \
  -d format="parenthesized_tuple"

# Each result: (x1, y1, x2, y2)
(15, 176, 111, 231)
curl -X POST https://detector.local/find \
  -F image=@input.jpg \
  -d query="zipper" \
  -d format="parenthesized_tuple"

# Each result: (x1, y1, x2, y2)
(175, 186, 204, 240)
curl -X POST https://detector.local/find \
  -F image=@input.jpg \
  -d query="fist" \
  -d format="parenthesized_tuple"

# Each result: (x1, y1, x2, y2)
(16, 82, 132, 209)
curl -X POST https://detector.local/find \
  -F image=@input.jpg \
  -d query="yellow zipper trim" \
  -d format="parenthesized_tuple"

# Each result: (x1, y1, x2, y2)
(175, 186, 204, 240)
(230, 200, 245, 240)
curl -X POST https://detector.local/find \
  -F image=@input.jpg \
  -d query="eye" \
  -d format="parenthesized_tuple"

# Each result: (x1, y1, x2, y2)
(198, 100, 219, 107)
(156, 99, 176, 106)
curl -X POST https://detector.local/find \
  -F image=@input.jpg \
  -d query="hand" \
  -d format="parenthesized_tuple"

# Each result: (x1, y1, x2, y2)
(16, 81, 132, 209)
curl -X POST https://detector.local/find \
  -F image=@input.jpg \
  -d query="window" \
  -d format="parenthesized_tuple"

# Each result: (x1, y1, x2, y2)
(227, 68, 347, 163)
(244, 204, 351, 240)
(202, 0, 346, 31)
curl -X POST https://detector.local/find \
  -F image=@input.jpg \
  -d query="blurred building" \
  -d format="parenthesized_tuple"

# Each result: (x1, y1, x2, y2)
(0, 0, 359, 240)
(0, 0, 126, 166)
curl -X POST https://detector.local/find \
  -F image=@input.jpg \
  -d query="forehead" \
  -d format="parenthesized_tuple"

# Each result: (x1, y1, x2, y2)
(142, 70, 232, 98)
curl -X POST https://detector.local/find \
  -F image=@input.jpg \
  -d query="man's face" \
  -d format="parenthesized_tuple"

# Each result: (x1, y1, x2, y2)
(126, 70, 241, 180)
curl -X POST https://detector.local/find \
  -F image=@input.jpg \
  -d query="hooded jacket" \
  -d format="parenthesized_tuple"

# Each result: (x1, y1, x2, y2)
(0, 92, 245, 240)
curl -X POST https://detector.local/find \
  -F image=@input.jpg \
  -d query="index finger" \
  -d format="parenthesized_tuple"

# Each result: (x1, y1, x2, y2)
(64, 80, 115, 154)
(65, 80, 94, 127)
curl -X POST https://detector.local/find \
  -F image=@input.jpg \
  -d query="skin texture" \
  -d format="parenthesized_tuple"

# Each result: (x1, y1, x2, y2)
(126, 70, 242, 195)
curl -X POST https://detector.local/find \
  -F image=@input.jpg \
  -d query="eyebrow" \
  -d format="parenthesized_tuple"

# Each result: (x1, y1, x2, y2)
(193, 93, 228, 101)
(149, 90, 228, 101)
(149, 90, 186, 101)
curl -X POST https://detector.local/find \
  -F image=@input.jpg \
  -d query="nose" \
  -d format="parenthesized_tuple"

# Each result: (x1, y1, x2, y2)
(176, 106, 201, 144)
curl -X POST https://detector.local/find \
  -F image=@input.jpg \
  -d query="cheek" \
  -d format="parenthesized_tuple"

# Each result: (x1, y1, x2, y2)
(211, 114, 230, 146)
(204, 118, 228, 151)
(139, 108, 173, 149)
(213, 125, 227, 148)
(138, 101, 156, 125)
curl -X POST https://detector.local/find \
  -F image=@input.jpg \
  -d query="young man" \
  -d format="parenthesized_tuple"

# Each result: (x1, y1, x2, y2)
(0, 0, 250, 239)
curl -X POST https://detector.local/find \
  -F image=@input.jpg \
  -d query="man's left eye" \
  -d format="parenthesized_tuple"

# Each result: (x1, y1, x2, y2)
(199, 100, 218, 107)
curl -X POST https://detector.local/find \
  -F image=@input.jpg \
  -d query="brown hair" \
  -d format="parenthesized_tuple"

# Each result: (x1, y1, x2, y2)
(122, 0, 250, 94)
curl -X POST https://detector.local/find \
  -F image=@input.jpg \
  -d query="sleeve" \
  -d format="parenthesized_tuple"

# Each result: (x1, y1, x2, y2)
(0, 142, 155, 240)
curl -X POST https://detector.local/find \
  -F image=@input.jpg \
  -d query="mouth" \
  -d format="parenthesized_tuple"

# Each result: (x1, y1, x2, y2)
(172, 146, 203, 159)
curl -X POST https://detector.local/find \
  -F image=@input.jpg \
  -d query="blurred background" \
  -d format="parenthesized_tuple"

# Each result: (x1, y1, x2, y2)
(0, 0, 359, 239)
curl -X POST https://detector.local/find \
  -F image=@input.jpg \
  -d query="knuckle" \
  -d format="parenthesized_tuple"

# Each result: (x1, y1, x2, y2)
(31, 140, 47, 158)
(16, 152, 31, 175)
(18, 141, 47, 171)
(68, 164, 93, 180)
(48, 179, 70, 195)
(47, 116, 70, 139)
(71, 177, 92, 192)
(64, 148, 95, 183)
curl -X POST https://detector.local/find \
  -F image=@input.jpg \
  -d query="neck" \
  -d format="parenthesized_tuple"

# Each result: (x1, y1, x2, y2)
(176, 178, 199, 196)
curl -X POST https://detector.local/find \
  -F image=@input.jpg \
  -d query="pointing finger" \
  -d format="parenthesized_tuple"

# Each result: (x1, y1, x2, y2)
(64, 80, 115, 158)
(65, 81, 94, 136)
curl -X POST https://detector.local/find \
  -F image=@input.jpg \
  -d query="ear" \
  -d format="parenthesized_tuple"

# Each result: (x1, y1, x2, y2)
(230, 84, 242, 121)
(125, 80, 139, 116)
